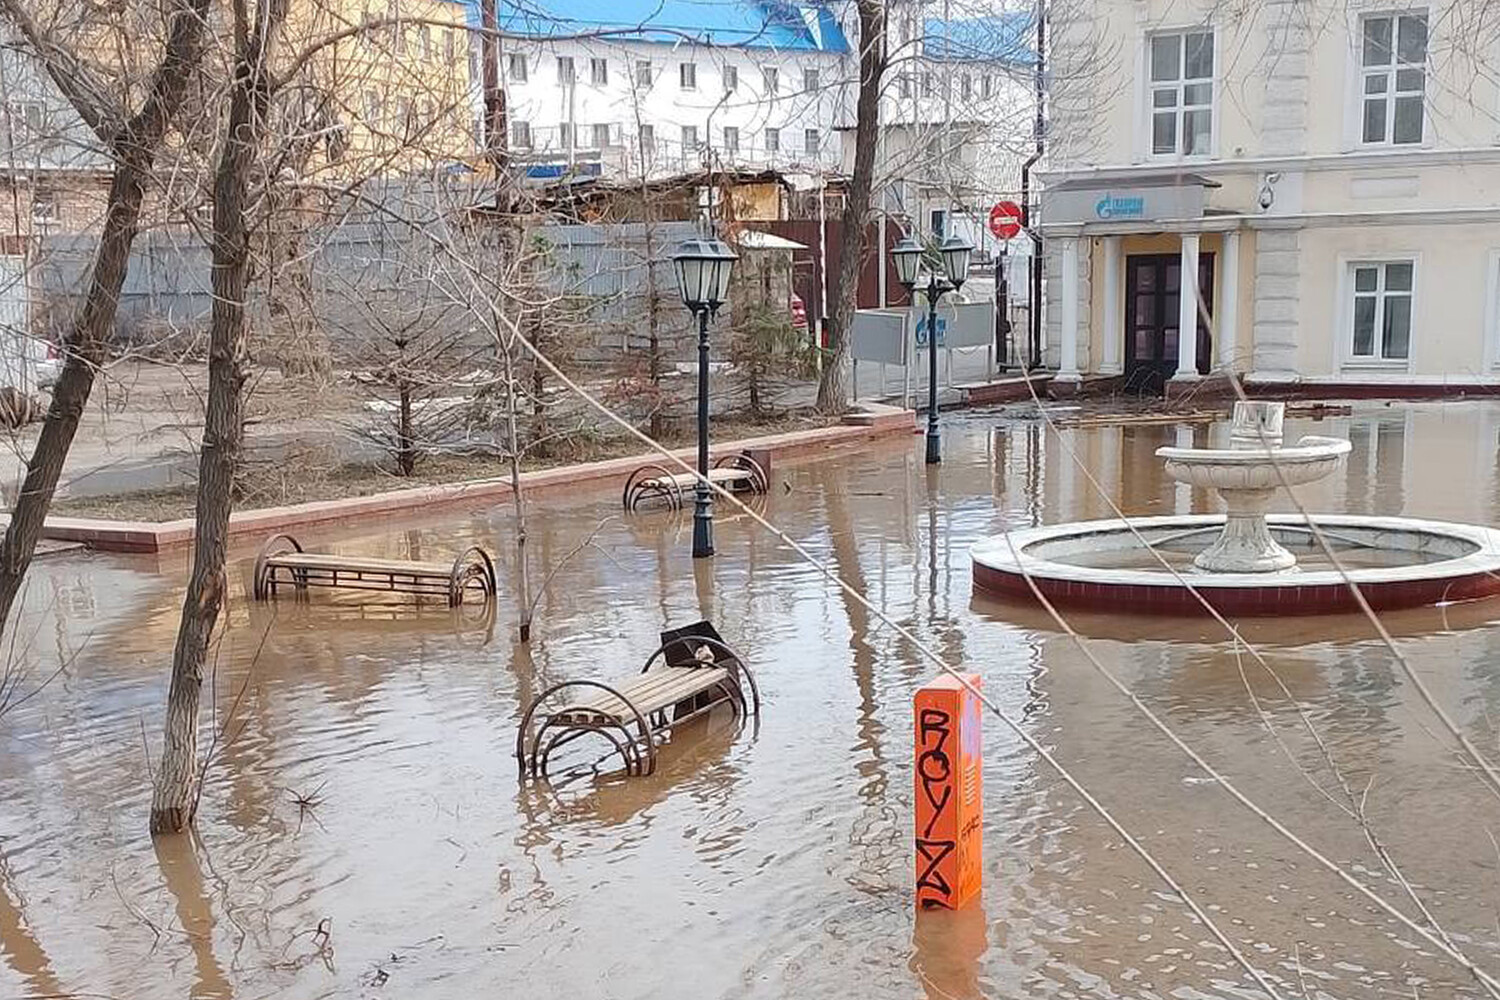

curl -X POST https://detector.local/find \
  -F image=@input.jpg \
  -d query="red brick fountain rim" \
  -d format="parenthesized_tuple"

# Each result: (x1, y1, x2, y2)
(970, 514, 1500, 616)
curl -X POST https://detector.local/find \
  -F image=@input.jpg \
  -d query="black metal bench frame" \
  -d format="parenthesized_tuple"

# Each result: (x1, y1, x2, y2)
(252, 533, 497, 608)
(623, 451, 770, 512)
(516, 635, 760, 779)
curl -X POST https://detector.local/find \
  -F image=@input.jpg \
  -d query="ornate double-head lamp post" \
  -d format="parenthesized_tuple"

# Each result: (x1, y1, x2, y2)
(891, 233, 973, 465)
(671, 235, 738, 558)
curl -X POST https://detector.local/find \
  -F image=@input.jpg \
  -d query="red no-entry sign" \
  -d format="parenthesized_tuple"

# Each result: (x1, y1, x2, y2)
(988, 200, 1023, 240)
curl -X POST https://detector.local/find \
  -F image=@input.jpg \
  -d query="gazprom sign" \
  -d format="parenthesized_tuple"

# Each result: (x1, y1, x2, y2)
(1094, 193, 1145, 219)
(1041, 177, 1212, 227)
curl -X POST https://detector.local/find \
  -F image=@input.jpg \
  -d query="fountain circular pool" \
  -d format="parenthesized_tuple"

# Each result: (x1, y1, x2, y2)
(971, 514, 1500, 615)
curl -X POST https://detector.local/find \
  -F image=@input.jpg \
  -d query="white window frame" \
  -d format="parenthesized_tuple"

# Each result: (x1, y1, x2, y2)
(724, 64, 738, 93)
(723, 125, 739, 153)
(1336, 254, 1419, 371)
(1145, 27, 1216, 160)
(557, 56, 575, 85)
(680, 61, 697, 90)
(590, 57, 608, 86)
(762, 66, 779, 97)
(803, 68, 819, 93)
(635, 60, 653, 87)
(512, 120, 532, 149)
(1356, 10, 1428, 147)
(804, 127, 820, 156)
(765, 127, 780, 153)
(508, 53, 527, 82)
(591, 123, 611, 148)
(681, 124, 698, 149)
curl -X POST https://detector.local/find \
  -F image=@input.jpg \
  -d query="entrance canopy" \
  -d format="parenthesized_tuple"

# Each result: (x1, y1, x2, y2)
(1041, 173, 1220, 231)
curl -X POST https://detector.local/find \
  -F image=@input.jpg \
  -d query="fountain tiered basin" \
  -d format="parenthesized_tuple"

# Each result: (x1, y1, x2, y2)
(971, 402, 1500, 615)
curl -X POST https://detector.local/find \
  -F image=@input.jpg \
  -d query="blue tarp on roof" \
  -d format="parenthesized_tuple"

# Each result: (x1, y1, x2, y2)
(473, 0, 849, 53)
(922, 13, 1035, 66)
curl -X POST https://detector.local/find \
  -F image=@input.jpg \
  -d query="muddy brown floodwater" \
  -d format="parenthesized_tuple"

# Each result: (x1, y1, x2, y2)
(7, 400, 1500, 998)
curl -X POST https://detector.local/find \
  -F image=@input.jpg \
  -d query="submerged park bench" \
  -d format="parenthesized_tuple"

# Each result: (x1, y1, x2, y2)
(516, 621, 760, 779)
(622, 450, 770, 512)
(252, 533, 497, 608)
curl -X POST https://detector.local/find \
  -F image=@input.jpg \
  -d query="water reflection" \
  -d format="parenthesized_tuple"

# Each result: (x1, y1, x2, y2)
(10, 401, 1500, 998)
(0, 855, 63, 998)
(911, 899, 991, 999)
(153, 836, 232, 1000)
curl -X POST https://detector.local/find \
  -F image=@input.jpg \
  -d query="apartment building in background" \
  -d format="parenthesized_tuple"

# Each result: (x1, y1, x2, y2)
(486, 0, 850, 180)
(1040, 0, 1500, 394)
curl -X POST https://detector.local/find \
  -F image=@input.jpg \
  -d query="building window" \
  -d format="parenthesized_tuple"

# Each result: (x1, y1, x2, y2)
(512, 120, 532, 148)
(898, 74, 911, 99)
(803, 68, 819, 92)
(921, 72, 933, 98)
(591, 57, 608, 86)
(636, 60, 652, 86)
(508, 53, 527, 82)
(31, 185, 56, 230)
(639, 123, 654, 149)
(419, 25, 432, 60)
(724, 65, 738, 92)
(982, 73, 993, 98)
(930, 208, 947, 237)
(804, 127, 820, 155)
(1360, 12, 1427, 145)
(960, 73, 971, 100)
(680, 62, 697, 89)
(681, 124, 698, 149)
(557, 56, 575, 84)
(1349, 260, 1414, 361)
(443, 29, 455, 65)
(558, 122, 573, 149)
(592, 123, 611, 148)
(723, 125, 739, 152)
(762, 66, 779, 95)
(1149, 29, 1214, 156)
(364, 90, 383, 125)
(765, 127, 779, 153)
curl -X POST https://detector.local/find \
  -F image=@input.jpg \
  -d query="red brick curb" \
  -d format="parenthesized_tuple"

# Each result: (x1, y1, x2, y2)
(42, 407, 915, 553)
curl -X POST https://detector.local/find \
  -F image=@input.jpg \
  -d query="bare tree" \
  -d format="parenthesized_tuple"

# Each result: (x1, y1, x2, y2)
(817, 0, 886, 414)
(150, 0, 287, 836)
(0, 0, 211, 632)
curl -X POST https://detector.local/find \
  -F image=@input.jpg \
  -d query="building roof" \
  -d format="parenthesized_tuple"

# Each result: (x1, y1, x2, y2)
(477, 0, 849, 53)
(922, 13, 1035, 66)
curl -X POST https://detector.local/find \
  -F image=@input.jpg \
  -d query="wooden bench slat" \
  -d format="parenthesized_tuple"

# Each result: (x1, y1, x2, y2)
(555, 667, 731, 722)
(267, 553, 454, 576)
(640, 468, 756, 490)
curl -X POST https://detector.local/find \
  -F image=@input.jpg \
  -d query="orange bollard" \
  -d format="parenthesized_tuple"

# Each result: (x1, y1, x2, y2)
(914, 673, 983, 911)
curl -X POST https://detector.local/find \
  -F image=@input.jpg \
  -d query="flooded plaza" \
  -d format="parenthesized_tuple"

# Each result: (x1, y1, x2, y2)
(8, 399, 1500, 998)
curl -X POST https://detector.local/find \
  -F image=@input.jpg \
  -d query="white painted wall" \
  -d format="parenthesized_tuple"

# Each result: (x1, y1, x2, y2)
(496, 36, 847, 177)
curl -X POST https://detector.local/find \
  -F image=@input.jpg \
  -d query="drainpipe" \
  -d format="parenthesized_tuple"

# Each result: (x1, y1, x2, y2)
(1020, 0, 1045, 369)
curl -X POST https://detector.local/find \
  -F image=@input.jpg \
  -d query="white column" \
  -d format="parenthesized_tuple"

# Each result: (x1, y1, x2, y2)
(1101, 236, 1122, 374)
(1173, 233, 1201, 381)
(1219, 230, 1241, 373)
(1057, 237, 1081, 380)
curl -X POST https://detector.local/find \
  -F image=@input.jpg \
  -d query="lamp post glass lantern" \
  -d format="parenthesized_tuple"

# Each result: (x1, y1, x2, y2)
(894, 230, 972, 465)
(672, 235, 738, 558)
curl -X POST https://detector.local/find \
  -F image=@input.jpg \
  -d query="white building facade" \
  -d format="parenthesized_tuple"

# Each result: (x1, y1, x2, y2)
(1040, 0, 1500, 394)
(487, 2, 850, 181)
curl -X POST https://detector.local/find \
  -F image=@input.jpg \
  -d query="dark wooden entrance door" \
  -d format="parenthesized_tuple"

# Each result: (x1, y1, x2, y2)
(1123, 252, 1214, 394)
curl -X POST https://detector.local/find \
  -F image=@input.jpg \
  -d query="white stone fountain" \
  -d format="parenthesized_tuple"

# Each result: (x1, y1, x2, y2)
(1155, 401, 1352, 572)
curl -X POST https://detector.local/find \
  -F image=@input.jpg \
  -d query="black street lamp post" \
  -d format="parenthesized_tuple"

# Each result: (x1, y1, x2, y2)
(672, 235, 738, 559)
(892, 232, 973, 465)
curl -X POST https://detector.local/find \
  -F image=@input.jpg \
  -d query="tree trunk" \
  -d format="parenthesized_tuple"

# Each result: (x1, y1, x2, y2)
(0, 0, 209, 631)
(150, 22, 272, 836)
(397, 380, 415, 476)
(816, 0, 886, 415)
